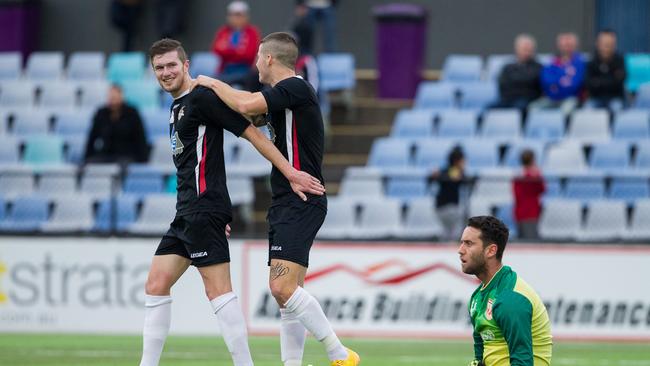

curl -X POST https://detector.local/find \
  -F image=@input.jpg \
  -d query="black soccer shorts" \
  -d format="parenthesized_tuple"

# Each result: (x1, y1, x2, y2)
(267, 195, 327, 268)
(155, 212, 231, 267)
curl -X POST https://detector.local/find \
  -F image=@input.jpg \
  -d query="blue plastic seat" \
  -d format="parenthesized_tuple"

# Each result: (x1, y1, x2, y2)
(635, 141, 650, 170)
(633, 83, 650, 109)
(414, 139, 454, 170)
(525, 110, 565, 141)
(0, 52, 22, 80)
(78, 80, 110, 108)
(68, 52, 105, 80)
(461, 139, 498, 172)
(11, 109, 51, 137)
(107, 52, 145, 83)
(609, 176, 649, 204)
(141, 108, 170, 143)
(565, 176, 606, 202)
(93, 195, 139, 232)
(589, 141, 631, 173)
(503, 140, 546, 167)
(486, 54, 514, 81)
(367, 138, 411, 170)
(63, 134, 87, 164)
(120, 80, 160, 110)
(414, 82, 456, 109)
(613, 110, 649, 140)
(458, 82, 497, 110)
(495, 203, 518, 238)
(53, 109, 93, 136)
(190, 52, 220, 78)
(0, 81, 35, 107)
(442, 55, 482, 82)
(390, 109, 435, 138)
(386, 177, 428, 203)
(481, 109, 521, 139)
(39, 81, 78, 109)
(317, 53, 355, 91)
(437, 110, 477, 138)
(123, 165, 165, 197)
(625, 53, 650, 92)
(23, 135, 65, 165)
(568, 109, 611, 141)
(0, 136, 20, 164)
(25, 52, 64, 80)
(0, 195, 49, 232)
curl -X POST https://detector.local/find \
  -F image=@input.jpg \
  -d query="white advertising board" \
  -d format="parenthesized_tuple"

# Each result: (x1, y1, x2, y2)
(242, 242, 650, 341)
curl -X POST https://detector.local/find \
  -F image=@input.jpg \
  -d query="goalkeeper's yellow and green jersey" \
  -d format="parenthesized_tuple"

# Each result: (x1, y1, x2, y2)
(468, 266, 552, 366)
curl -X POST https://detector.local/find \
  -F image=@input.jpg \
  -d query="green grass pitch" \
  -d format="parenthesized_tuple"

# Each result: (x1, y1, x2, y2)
(1, 334, 649, 365)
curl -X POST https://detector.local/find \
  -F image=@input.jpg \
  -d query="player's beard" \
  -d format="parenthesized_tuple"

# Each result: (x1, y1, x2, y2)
(462, 252, 487, 276)
(161, 74, 184, 94)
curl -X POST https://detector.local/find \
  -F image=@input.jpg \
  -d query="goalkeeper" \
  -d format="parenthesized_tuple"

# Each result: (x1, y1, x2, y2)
(458, 216, 553, 366)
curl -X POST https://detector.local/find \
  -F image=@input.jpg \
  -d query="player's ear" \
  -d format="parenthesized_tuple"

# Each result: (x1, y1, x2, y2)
(486, 243, 498, 259)
(184, 59, 190, 72)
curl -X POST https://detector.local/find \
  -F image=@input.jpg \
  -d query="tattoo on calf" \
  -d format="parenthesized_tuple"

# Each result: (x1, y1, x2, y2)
(270, 262, 290, 280)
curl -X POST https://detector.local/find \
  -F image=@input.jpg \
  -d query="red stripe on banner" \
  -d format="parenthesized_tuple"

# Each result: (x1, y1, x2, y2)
(199, 134, 207, 194)
(292, 115, 300, 170)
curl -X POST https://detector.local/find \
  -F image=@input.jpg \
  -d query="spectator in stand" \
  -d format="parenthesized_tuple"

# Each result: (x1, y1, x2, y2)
(84, 84, 148, 164)
(530, 32, 585, 115)
(491, 34, 542, 112)
(211, 1, 261, 90)
(109, 0, 144, 52)
(585, 29, 626, 110)
(512, 149, 545, 240)
(293, 4, 319, 92)
(156, 0, 186, 39)
(297, 0, 338, 53)
(434, 146, 466, 241)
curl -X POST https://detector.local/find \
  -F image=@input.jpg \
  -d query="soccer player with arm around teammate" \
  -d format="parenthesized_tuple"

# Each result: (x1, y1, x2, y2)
(458, 216, 553, 366)
(192, 32, 360, 366)
(139, 38, 324, 366)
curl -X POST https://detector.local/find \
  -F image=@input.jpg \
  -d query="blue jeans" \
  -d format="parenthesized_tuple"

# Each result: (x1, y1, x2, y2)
(307, 6, 338, 52)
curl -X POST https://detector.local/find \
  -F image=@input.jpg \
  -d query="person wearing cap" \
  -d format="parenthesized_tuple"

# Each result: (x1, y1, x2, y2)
(211, 1, 261, 89)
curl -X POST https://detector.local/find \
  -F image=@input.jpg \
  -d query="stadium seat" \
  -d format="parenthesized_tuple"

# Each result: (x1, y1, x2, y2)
(338, 175, 383, 199)
(0, 52, 22, 80)
(317, 53, 355, 91)
(543, 143, 587, 174)
(123, 170, 164, 197)
(0, 81, 35, 107)
(67, 52, 105, 80)
(149, 136, 173, 167)
(525, 110, 565, 141)
(634, 141, 650, 170)
(107, 52, 145, 83)
(25, 52, 64, 80)
(538, 199, 582, 240)
(23, 135, 65, 165)
(41, 195, 94, 232)
(390, 109, 435, 138)
(414, 82, 456, 109)
(127, 194, 175, 234)
(461, 139, 499, 172)
(386, 177, 428, 203)
(53, 108, 93, 136)
(190, 52, 220, 78)
(317, 197, 357, 239)
(471, 169, 514, 206)
(228, 141, 272, 176)
(537, 53, 553, 65)
(350, 199, 402, 239)
(458, 82, 497, 110)
(609, 175, 649, 204)
(11, 109, 51, 137)
(414, 139, 454, 170)
(0, 136, 20, 165)
(39, 81, 78, 109)
(481, 109, 521, 140)
(564, 175, 606, 202)
(589, 141, 631, 174)
(63, 134, 87, 164)
(495, 203, 518, 238)
(0, 168, 35, 198)
(442, 55, 482, 82)
(485, 54, 514, 81)
(121, 80, 160, 110)
(93, 195, 138, 232)
(541, 174, 562, 200)
(625, 53, 650, 92)
(36, 170, 77, 197)
(437, 110, 477, 138)
(567, 109, 610, 142)
(502, 140, 546, 167)
(623, 199, 650, 240)
(77, 80, 110, 108)
(227, 175, 254, 206)
(613, 110, 649, 140)
(633, 82, 650, 109)
(141, 108, 169, 143)
(578, 200, 627, 242)
(367, 138, 412, 172)
(397, 198, 444, 239)
(0, 195, 49, 232)
(80, 174, 114, 198)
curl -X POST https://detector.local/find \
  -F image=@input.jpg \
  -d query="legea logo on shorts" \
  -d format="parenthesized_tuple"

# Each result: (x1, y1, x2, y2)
(190, 252, 208, 259)
(270, 246, 282, 251)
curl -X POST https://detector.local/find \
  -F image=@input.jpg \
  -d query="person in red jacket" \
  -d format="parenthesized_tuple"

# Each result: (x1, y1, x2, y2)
(211, 1, 261, 90)
(513, 149, 546, 240)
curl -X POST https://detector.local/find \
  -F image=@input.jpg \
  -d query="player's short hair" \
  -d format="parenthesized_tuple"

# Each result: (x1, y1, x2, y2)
(467, 216, 509, 260)
(261, 32, 298, 70)
(149, 38, 188, 65)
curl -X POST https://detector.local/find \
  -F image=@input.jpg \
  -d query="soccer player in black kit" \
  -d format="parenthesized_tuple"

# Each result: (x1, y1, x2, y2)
(139, 39, 325, 366)
(193, 32, 360, 366)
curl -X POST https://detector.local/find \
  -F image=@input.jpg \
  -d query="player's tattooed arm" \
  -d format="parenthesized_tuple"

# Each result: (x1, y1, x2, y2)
(270, 262, 290, 281)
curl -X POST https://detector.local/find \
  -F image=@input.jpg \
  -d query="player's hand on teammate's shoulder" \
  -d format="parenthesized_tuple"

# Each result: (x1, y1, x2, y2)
(288, 169, 325, 201)
(190, 75, 217, 91)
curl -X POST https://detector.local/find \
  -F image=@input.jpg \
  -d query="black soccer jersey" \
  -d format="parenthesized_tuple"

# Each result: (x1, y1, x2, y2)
(169, 86, 251, 218)
(261, 76, 325, 203)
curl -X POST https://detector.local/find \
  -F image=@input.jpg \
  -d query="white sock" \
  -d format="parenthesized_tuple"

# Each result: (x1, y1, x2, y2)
(280, 308, 306, 366)
(140, 294, 172, 366)
(211, 292, 254, 366)
(284, 287, 348, 361)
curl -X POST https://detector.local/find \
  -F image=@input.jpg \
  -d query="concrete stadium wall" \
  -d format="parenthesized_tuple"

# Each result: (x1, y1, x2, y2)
(35, 0, 595, 68)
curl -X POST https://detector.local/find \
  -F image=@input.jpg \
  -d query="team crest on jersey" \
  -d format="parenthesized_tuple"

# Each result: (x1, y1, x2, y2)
(485, 298, 494, 320)
(178, 106, 185, 121)
(171, 130, 184, 156)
